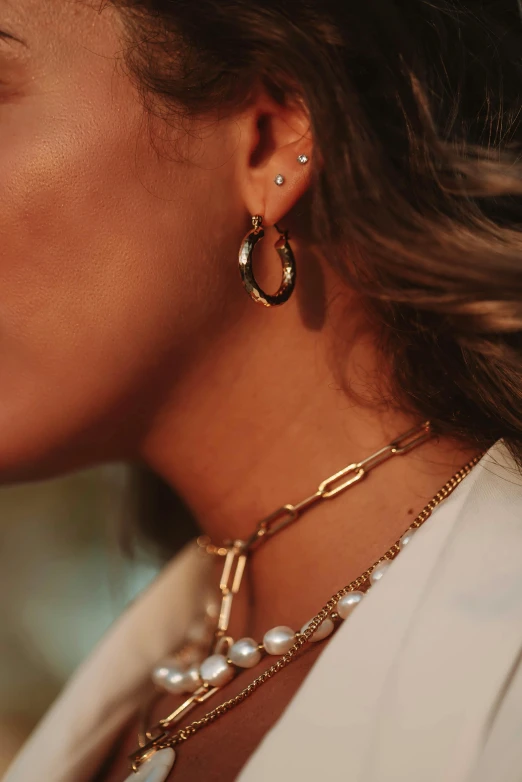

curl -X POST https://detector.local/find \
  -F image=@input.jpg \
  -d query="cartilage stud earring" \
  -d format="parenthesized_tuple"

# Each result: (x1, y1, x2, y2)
(297, 154, 309, 164)
(274, 174, 285, 186)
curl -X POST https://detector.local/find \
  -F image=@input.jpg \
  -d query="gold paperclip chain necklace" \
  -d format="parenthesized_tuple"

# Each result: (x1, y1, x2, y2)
(130, 421, 485, 773)
(202, 420, 433, 652)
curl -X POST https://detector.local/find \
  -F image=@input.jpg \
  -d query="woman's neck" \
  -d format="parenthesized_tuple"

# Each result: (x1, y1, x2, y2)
(139, 268, 480, 640)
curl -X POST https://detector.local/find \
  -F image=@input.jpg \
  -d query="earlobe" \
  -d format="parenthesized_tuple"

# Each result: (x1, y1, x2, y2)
(249, 139, 313, 227)
(260, 140, 313, 226)
(274, 151, 310, 187)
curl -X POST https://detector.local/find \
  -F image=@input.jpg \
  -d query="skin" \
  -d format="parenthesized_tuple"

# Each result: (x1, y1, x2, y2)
(1, 1, 482, 779)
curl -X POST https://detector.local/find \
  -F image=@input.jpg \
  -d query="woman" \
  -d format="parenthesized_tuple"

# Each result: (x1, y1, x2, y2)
(3, 0, 522, 780)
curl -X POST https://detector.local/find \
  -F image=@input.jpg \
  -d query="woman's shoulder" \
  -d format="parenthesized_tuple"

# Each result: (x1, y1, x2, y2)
(2, 541, 211, 782)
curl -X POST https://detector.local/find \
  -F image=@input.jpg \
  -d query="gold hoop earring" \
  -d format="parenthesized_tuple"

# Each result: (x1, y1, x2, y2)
(238, 215, 296, 307)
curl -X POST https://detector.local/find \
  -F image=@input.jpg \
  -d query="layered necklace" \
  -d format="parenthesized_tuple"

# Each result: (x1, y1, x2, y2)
(125, 421, 484, 781)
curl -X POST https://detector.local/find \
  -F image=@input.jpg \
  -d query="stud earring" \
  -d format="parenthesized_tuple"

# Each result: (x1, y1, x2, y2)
(297, 154, 309, 164)
(238, 215, 296, 307)
(274, 174, 285, 186)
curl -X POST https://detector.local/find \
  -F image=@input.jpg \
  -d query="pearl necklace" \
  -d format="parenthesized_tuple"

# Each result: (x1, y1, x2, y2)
(150, 557, 397, 698)
(126, 424, 483, 780)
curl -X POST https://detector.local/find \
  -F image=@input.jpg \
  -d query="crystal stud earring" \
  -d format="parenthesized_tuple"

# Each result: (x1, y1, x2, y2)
(274, 174, 285, 186)
(297, 154, 309, 164)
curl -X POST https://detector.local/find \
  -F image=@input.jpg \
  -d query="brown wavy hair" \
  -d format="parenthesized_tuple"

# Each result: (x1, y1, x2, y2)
(112, 0, 522, 556)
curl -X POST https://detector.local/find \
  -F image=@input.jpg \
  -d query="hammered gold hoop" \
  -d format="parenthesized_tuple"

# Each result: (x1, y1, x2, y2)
(238, 215, 296, 307)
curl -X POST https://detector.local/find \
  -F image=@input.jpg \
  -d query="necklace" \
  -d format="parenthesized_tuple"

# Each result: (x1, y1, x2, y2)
(126, 422, 484, 780)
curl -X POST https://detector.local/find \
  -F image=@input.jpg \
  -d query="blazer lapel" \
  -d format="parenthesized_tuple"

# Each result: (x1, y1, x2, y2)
(239, 440, 522, 782)
(365, 441, 522, 782)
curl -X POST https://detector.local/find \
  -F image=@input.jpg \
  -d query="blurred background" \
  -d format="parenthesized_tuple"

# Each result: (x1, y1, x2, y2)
(0, 465, 161, 774)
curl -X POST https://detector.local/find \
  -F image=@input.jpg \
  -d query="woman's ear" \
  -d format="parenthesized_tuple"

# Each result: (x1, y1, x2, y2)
(233, 90, 313, 226)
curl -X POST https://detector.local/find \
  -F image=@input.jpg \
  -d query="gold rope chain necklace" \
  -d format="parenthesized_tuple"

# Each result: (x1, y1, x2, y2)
(128, 421, 485, 779)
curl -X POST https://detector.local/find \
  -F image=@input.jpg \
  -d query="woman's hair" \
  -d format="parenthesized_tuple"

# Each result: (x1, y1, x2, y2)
(112, 0, 522, 556)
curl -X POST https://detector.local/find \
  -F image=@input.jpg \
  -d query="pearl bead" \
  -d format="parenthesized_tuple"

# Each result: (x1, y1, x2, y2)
(263, 626, 296, 655)
(228, 638, 262, 668)
(400, 528, 417, 549)
(151, 662, 170, 688)
(370, 559, 391, 585)
(300, 617, 334, 642)
(200, 654, 235, 687)
(164, 665, 188, 694)
(205, 599, 220, 621)
(151, 659, 184, 692)
(337, 590, 364, 619)
(182, 664, 202, 693)
(123, 748, 176, 782)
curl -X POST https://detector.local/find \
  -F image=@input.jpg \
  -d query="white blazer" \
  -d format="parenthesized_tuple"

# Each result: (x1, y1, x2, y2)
(4, 438, 522, 782)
